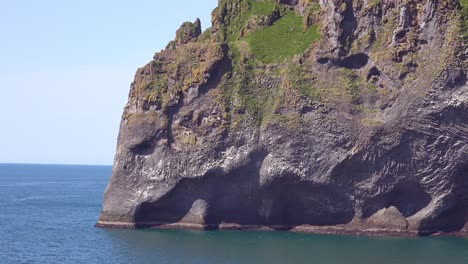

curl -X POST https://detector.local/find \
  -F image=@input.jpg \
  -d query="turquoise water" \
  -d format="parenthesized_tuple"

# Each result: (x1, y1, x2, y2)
(1, 164, 467, 264)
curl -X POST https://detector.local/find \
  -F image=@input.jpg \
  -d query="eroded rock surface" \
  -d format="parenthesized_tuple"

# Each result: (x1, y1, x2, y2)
(98, 0, 468, 236)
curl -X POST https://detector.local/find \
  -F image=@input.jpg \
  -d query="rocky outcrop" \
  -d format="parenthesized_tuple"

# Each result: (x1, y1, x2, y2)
(97, 0, 468, 236)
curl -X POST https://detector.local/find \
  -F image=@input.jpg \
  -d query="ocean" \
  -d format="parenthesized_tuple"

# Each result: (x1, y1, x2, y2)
(0, 163, 467, 264)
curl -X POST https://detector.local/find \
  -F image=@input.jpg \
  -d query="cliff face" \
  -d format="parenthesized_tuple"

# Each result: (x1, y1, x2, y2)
(98, 0, 468, 236)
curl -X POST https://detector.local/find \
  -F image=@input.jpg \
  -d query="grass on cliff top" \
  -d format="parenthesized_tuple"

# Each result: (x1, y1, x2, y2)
(461, 0, 468, 34)
(250, 0, 277, 16)
(461, 0, 468, 8)
(223, 0, 278, 42)
(245, 11, 320, 64)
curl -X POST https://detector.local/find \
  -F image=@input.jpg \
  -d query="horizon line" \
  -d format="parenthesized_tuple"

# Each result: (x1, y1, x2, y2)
(0, 162, 112, 167)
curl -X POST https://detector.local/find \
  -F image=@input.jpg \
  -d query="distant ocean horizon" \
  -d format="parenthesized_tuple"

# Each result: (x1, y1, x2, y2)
(0, 162, 113, 167)
(1, 163, 467, 263)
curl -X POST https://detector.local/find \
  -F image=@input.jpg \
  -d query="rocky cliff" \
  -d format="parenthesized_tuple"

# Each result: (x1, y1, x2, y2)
(98, 0, 468, 236)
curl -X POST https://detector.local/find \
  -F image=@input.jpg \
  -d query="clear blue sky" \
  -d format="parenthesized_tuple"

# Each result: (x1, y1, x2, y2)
(0, 0, 218, 165)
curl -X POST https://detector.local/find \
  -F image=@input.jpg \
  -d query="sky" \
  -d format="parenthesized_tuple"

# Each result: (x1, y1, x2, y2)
(0, 0, 218, 165)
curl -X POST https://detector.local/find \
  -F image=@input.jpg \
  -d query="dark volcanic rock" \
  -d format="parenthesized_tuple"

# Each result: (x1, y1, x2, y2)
(98, 0, 468, 236)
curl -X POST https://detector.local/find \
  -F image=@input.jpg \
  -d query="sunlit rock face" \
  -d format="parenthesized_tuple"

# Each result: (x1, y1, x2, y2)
(98, 0, 468, 236)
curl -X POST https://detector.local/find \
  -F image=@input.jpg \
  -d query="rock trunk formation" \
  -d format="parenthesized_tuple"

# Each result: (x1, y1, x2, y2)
(98, 0, 468, 236)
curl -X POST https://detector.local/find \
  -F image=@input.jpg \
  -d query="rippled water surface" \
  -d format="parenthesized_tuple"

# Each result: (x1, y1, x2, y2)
(1, 164, 467, 264)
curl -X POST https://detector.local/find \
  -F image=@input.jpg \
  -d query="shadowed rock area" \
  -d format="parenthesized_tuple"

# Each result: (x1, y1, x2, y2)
(98, 0, 468, 236)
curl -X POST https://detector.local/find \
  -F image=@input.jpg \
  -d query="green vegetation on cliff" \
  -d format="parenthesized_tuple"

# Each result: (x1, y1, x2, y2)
(461, 0, 468, 36)
(208, 0, 322, 125)
(246, 11, 320, 64)
(250, 0, 277, 15)
(218, 0, 320, 63)
(220, 0, 279, 42)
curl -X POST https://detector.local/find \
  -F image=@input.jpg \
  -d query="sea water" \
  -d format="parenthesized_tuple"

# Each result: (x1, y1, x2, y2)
(0, 164, 467, 264)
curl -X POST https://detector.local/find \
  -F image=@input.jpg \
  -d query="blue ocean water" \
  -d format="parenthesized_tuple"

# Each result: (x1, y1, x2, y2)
(0, 164, 467, 264)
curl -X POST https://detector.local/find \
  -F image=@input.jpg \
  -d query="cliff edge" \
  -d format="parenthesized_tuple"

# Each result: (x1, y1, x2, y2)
(98, 0, 468, 236)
